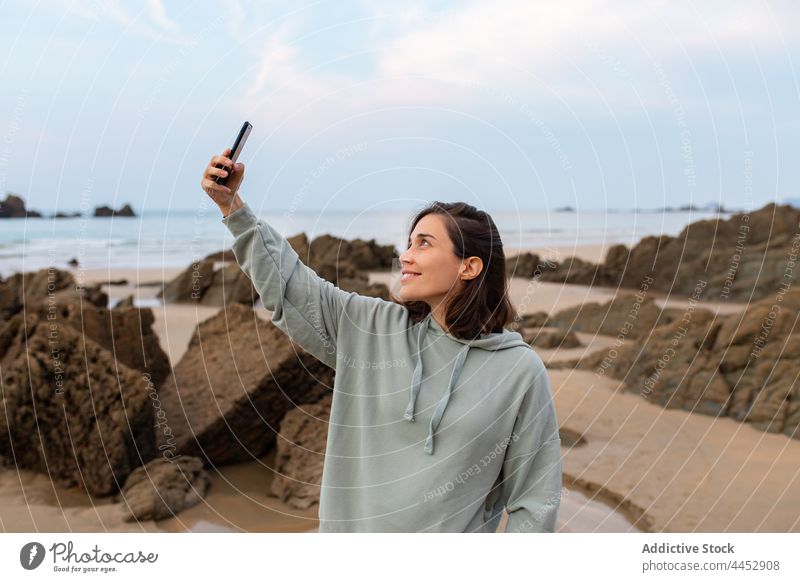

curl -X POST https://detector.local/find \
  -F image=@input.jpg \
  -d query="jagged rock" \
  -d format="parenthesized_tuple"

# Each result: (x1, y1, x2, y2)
(118, 456, 209, 521)
(537, 203, 800, 301)
(35, 299, 171, 386)
(199, 260, 257, 307)
(53, 211, 82, 218)
(576, 289, 800, 440)
(0, 312, 157, 496)
(115, 295, 135, 308)
(157, 259, 217, 303)
(94, 204, 136, 217)
(156, 303, 334, 465)
(546, 295, 681, 340)
(269, 394, 331, 509)
(523, 327, 582, 349)
(0, 193, 41, 218)
(506, 252, 556, 279)
(0, 267, 106, 321)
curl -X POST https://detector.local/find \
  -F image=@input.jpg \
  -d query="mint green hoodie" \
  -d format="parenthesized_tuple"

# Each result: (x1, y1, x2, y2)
(221, 202, 562, 533)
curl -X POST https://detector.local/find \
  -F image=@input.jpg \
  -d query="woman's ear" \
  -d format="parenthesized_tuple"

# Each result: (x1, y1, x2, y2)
(460, 256, 484, 281)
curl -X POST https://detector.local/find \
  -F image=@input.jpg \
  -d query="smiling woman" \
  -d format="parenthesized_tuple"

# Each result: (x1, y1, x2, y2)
(391, 200, 516, 341)
(205, 150, 562, 533)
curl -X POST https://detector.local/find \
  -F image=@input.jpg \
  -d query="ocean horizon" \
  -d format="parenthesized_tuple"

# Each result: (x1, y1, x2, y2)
(0, 207, 735, 277)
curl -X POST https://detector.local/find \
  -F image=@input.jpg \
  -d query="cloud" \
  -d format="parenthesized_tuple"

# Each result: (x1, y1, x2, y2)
(55, 0, 193, 45)
(235, 0, 798, 132)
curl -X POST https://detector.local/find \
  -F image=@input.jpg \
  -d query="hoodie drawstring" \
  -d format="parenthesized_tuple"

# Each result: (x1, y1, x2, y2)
(402, 317, 430, 423)
(423, 343, 470, 455)
(403, 315, 472, 456)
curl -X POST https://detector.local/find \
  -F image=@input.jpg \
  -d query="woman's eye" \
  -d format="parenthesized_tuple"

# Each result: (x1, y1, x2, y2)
(420, 239, 430, 246)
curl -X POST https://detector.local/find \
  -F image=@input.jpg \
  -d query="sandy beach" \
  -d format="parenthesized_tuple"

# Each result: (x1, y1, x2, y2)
(3, 241, 798, 534)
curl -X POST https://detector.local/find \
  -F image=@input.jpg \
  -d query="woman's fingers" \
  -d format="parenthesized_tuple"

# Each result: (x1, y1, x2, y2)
(205, 166, 228, 179)
(201, 177, 231, 196)
(210, 154, 233, 169)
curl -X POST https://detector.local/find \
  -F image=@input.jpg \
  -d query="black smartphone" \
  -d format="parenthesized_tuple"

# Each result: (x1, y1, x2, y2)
(214, 121, 252, 185)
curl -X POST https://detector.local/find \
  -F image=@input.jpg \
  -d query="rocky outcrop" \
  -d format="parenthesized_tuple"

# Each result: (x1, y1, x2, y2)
(155, 303, 334, 465)
(523, 327, 582, 349)
(545, 295, 682, 340)
(269, 394, 331, 509)
(0, 193, 42, 218)
(157, 259, 256, 306)
(161, 230, 394, 306)
(118, 456, 209, 521)
(534, 203, 800, 301)
(42, 299, 171, 386)
(0, 312, 157, 496)
(94, 204, 136, 217)
(576, 289, 800, 439)
(0, 267, 106, 320)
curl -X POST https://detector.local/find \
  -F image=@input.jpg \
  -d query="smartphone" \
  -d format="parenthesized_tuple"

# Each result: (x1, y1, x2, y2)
(214, 121, 252, 185)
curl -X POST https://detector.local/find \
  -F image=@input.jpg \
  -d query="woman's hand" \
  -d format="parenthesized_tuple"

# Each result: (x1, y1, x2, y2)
(201, 147, 245, 216)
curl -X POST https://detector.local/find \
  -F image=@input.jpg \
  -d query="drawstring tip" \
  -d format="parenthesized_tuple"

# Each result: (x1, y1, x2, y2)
(424, 434, 434, 455)
(403, 410, 415, 422)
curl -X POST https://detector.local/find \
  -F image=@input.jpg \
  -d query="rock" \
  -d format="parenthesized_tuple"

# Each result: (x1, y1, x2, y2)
(506, 252, 556, 279)
(0, 267, 106, 321)
(156, 259, 218, 304)
(0, 312, 157, 496)
(202, 249, 236, 262)
(576, 289, 800, 440)
(270, 394, 332, 509)
(118, 456, 209, 521)
(302, 233, 396, 272)
(199, 260, 257, 307)
(53, 211, 82, 218)
(68, 257, 79, 267)
(36, 299, 171, 386)
(546, 295, 680, 339)
(523, 327, 582, 349)
(156, 303, 334, 465)
(0, 193, 42, 218)
(94, 204, 136, 217)
(537, 203, 800, 301)
(115, 295, 135, 308)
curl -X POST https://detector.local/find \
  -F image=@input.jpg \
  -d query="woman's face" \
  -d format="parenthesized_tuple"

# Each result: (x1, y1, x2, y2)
(397, 213, 465, 307)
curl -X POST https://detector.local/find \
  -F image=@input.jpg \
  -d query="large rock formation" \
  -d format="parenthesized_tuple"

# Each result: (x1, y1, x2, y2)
(0, 193, 42, 218)
(0, 267, 107, 320)
(160, 230, 394, 306)
(269, 394, 331, 509)
(576, 289, 800, 440)
(0, 312, 157, 496)
(42, 299, 171, 386)
(155, 303, 334, 465)
(533, 203, 800, 301)
(545, 295, 683, 340)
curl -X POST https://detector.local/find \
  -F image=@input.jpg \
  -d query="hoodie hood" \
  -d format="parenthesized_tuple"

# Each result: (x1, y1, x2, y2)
(402, 313, 532, 455)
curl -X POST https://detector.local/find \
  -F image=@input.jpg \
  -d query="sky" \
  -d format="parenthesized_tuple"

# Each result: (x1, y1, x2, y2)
(0, 0, 799, 213)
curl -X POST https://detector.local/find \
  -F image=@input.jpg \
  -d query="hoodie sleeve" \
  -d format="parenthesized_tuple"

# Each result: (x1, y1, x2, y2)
(221, 201, 355, 369)
(500, 359, 563, 533)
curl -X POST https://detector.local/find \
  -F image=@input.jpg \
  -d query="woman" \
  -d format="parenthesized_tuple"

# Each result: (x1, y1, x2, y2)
(201, 148, 563, 533)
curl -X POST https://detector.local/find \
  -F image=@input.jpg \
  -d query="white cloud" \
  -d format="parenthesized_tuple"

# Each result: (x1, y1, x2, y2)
(236, 0, 798, 131)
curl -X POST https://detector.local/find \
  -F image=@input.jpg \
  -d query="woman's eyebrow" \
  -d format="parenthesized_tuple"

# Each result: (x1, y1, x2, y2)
(410, 233, 437, 240)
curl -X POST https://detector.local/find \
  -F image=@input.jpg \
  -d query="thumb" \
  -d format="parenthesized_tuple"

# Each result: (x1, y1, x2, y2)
(234, 162, 244, 172)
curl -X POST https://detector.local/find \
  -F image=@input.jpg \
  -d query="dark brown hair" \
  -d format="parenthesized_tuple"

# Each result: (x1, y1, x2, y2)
(389, 201, 515, 340)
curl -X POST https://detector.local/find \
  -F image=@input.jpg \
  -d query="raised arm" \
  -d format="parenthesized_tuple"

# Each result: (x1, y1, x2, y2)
(220, 200, 349, 368)
(202, 148, 408, 369)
